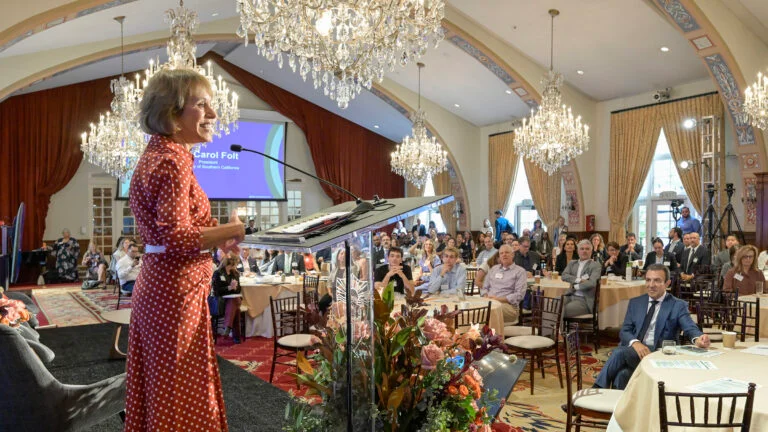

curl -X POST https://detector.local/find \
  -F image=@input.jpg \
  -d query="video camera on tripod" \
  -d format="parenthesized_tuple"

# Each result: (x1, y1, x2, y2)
(670, 198, 685, 222)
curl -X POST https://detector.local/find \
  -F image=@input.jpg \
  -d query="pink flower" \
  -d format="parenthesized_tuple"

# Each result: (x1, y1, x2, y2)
(468, 366, 484, 387)
(421, 343, 445, 370)
(477, 425, 491, 432)
(423, 318, 451, 344)
(0, 297, 29, 327)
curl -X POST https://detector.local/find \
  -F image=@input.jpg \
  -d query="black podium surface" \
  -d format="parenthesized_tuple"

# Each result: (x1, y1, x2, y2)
(242, 195, 454, 252)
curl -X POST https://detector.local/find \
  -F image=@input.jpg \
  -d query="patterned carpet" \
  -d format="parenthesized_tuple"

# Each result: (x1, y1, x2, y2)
(32, 286, 107, 326)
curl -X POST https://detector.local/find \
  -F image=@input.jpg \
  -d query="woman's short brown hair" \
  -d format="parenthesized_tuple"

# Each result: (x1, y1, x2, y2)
(139, 68, 213, 136)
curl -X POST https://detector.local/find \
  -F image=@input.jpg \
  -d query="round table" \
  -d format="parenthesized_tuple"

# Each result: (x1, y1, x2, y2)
(240, 276, 303, 338)
(739, 294, 768, 338)
(395, 295, 505, 336)
(100, 309, 131, 359)
(611, 341, 768, 431)
(530, 278, 647, 328)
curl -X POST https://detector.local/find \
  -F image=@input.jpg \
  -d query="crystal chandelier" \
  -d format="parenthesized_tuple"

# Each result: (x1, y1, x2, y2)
(514, 9, 589, 175)
(390, 63, 447, 189)
(81, 16, 146, 180)
(82, 2, 239, 181)
(235, 0, 445, 109)
(743, 71, 768, 130)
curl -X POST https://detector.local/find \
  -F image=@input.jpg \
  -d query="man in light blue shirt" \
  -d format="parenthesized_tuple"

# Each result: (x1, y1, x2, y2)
(476, 236, 497, 266)
(427, 247, 467, 295)
(481, 244, 527, 324)
(676, 206, 701, 235)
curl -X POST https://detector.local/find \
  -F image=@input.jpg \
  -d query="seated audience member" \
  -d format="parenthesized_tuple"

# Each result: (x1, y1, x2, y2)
(412, 218, 427, 238)
(724, 245, 765, 295)
(82, 241, 107, 284)
(350, 246, 369, 280)
(374, 247, 414, 295)
(758, 248, 768, 272)
(245, 219, 259, 235)
(43, 228, 80, 282)
(373, 234, 392, 267)
(713, 233, 739, 274)
(619, 232, 643, 260)
(665, 227, 685, 264)
(408, 237, 424, 260)
(212, 257, 243, 344)
(315, 247, 332, 268)
(481, 245, 527, 324)
(679, 232, 710, 280)
(589, 233, 607, 264)
(719, 245, 741, 281)
(436, 234, 449, 253)
(481, 218, 494, 238)
(237, 247, 260, 275)
(552, 233, 568, 268)
(561, 240, 602, 319)
(319, 249, 359, 313)
(476, 236, 498, 266)
(474, 252, 499, 289)
(109, 236, 131, 277)
(602, 241, 628, 277)
(530, 220, 545, 246)
(536, 231, 553, 258)
(643, 238, 678, 273)
(392, 221, 408, 237)
(594, 265, 709, 390)
(418, 239, 441, 277)
(260, 250, 279, 274)
(271, 250, 306, 274)
(555, 238, 577, 273)
(427, 247, 467, 296)
(514, 238, 542, 273)
(116, 243, 141, 295)
(457, 233, 472, 264)
(506, 237, 520, 254)
(303, 252, 318, 272)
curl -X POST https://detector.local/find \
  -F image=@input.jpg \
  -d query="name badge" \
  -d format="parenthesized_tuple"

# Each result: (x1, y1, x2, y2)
(693, 258, 698, 263)
(734, 273, 744, 282)
(581, 275, 589, 282)
(532, 263, 538, 270)
(494, 272, 504, 279)
(292, 262, 298, 268)
(664, 261, 670, 266)
(220, 275, 226, 281)
(380, 258, 386, 263)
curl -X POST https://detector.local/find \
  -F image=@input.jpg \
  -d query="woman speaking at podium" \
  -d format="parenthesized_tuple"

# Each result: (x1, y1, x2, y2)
(124, 69, 244, 431)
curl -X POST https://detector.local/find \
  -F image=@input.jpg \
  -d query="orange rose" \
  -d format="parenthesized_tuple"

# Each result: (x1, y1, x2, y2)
(459, 385, 469, 397)
(447, 385, 458, 395)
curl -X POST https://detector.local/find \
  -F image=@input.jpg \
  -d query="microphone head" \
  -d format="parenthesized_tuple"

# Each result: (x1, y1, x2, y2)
(230, 144, 242, 152)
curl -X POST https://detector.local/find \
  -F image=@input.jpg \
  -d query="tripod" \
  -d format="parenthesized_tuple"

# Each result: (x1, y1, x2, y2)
(700, 183, 745, 252)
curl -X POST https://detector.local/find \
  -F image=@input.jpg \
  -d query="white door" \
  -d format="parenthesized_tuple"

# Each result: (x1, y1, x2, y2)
(648, 198, 698, 252)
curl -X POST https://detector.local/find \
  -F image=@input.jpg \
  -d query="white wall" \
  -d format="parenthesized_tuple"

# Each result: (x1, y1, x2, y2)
(43, 69, 332, 240)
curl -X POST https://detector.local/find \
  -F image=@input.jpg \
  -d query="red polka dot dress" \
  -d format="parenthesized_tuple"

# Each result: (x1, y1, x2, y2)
(124, 135, 228, 431)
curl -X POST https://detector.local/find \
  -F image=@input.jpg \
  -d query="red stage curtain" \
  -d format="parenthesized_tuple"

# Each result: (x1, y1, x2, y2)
(0, 78, 113, 250)
(204, 53, 405, 204)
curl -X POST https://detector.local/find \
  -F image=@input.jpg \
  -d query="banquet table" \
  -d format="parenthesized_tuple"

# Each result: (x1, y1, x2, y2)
(610, 341, 768, 431)
(529, 278, 647, 329)
(395, 295, 505, 336)
(239, 275, 301, 338)
(739, 294, 768, 339)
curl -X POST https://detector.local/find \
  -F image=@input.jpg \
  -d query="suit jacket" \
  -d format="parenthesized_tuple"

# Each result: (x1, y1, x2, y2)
(602, 254, 629, 276)
(372, 248, 389, 267)
(619, 294, 702, 350)
(271, 252, 306, 274)
(643, 252, 678, 273)
(236, 257, 261, 275)
(513, 251, 542, 272)
(664, 240, 685, 265)
(245, 226, 259, 235)
(619, 244, 643, 260)
(561, 259, 602, 313)
(680, 245, 710, 274)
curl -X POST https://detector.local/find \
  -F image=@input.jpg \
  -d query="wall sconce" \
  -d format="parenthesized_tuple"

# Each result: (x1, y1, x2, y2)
(678, 160, 695, 170)
(743, 183, 757, 204)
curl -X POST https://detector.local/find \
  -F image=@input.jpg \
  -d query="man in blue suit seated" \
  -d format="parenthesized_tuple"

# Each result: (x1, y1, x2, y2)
(594, 264, 710, 390)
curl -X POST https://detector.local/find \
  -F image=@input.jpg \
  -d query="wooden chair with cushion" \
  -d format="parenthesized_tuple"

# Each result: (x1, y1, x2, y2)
(504, 288, 535, 337)
(269, 293, 318, 387)
(564, 278, 601, 353)
(504, 292, 563, 395)
(657, 381, 756, 431)
(454, 301, 491, 334)
(562, 328, 622, 431)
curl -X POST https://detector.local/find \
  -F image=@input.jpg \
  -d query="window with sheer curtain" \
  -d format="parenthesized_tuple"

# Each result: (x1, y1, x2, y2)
(415, 177, 447, 234)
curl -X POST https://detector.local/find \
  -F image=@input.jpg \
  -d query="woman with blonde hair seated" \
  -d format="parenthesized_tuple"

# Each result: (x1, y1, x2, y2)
(82, 242, 108, 284)
(723, 245, 765, 295)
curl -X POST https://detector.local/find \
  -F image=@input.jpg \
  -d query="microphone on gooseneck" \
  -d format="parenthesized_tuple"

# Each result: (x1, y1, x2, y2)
(229, 144, 375, 213)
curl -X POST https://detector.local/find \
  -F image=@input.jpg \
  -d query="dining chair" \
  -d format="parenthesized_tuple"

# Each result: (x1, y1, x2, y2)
(466, 268, 478, 284)
(504, 292, 563, 395)
(736, 297, 760, 342)
(464, 279, 479, 296)
(562, 328, 621, 431)
(454, 301, 491, 333)
(504, 288, 535, 337)
(696, 290, 739, 342)
(269, 293, 317, 387)
(564, 278, 601, 352)
(657, 381, 756, 431)
(302, 275, 320, 307)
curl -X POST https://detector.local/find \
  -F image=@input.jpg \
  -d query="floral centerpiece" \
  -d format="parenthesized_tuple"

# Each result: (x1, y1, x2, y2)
(284, 283, 512, 431)
(0, 294, 31, 328)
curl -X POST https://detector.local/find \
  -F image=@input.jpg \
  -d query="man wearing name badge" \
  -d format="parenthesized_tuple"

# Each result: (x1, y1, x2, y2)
(643, 238, 678, 273)
(271, 250, 306, 274)
(481, 244, 527, 324)
(676, 206, 702, 235)
(712, 233, 739, 273)
(513, 238, 541, 273)
(664, 227, 685, 264)
(237, 247, 260, 275)
(594, 264, 709, 389)
(374, 247, 414, 295)
(373, 234, 391, 268)
(427, 247, 467, 296)
(561, 240, 602, 319)
(476, 236, 497, 266)
(679, 232, 710, 281)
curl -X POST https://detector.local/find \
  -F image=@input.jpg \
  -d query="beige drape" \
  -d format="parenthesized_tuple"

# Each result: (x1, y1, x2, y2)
(488, 132, 519, 215)
(523, 159, 562, 229)
(433, 171, 456, 235)
(657, 94, 724, 215)
(609, 106, 662, 242)
(406, 180, 421, 199)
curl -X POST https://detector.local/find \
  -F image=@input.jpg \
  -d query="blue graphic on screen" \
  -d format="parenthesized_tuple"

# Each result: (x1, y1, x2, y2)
(118, 121, 286, 200)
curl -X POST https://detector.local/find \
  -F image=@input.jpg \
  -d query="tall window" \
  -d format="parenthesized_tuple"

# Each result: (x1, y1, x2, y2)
(632, 129, 699, 251)
(91, 186, 114, 255)
(414, 177, 447, 233)
(504, 158, 548, 234)
(287, 190, 303, 221)
(260, 201, 280, 229)
(209, 201, 230, 223)
(121, 205, 137, 238)
(235, 201, 259, 226)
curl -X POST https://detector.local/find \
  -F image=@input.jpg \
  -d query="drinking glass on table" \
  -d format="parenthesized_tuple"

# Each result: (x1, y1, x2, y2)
(756, 281, 764, 295)
(662, 340, 676, 355)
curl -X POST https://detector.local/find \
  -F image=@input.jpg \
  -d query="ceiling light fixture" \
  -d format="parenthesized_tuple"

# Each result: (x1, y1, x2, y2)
(454, 103, 460, 108)
(743, 71, 768, 130)
(513, 9, 590, 175)
(660, 46, 670, 52)
(679, 160, 694, 170)
(682, 118, 697, 130)
(235, 0, 445, 109)
(374, 125, 379, 129)
(390, 63, 447, 189)
(505, 89, 513, 94)
(576, 70, 584, 75)
(212, 12, 219, 17)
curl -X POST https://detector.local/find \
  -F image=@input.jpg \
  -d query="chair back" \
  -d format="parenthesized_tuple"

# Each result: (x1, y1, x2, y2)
(464, 279, 479, 296)
(697, 293, 740, 333)
(563, 328, 583, 406)
(466, 268, 478, 283)
(592, 278, 601, 316)
(531, 292, 563, 340)
(736, 297, 760, 342)
(454, 301, 491, 333)
(303, 275, 320, 306)
(270, 293, 301, 339)
(657, 381, 756, 431)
